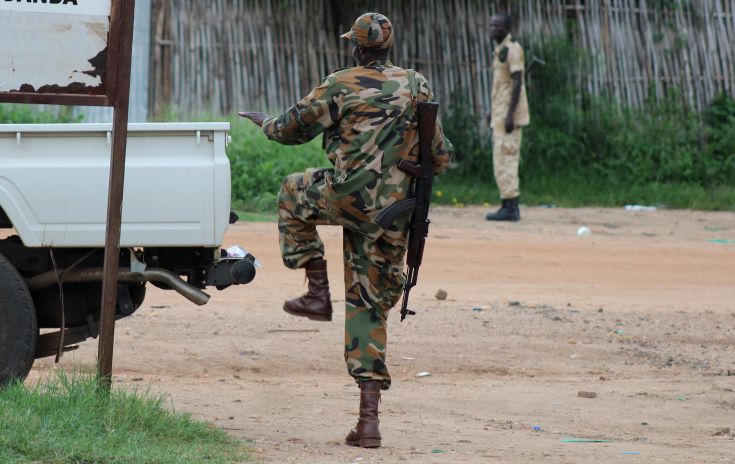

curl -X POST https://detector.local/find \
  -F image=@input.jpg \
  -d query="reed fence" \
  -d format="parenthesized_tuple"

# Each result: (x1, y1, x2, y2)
(150, 0, 735, 118)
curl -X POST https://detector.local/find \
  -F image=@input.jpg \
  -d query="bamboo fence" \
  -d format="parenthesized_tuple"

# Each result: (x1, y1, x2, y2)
(150, 0, 735, 118)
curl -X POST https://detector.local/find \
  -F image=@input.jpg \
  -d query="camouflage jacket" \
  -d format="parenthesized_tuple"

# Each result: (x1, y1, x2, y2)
(262, 61, 453, 220)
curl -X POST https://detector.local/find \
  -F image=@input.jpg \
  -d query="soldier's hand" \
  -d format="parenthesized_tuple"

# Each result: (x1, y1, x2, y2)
(505, 115, 515, 134)
(238, 112, 270, 127)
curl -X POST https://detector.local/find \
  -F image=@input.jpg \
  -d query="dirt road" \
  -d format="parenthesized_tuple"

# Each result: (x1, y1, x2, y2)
(32, 206, 735, 463)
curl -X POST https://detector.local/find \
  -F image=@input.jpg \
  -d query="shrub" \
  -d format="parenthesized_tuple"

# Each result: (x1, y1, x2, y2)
(0, 104, 83, 124)
(226, 120, 331, 212)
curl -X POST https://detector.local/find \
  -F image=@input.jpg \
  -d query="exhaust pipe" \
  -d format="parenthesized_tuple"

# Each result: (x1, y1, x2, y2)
(25, 267, 210, 306)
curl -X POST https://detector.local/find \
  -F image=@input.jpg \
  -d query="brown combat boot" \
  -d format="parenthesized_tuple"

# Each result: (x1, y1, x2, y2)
(345, 380, 382, 448)
(282, 259, 333, 321)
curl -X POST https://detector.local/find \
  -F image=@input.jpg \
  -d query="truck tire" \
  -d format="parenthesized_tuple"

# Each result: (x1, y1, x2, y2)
(0, 252, 37, 387)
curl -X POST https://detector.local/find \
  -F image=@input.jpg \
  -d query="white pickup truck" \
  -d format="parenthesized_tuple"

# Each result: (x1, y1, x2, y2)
(0, 123, 257, 385)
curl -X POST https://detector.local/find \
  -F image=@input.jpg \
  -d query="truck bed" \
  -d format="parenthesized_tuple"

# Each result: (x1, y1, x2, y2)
(0, 123, 231, 248)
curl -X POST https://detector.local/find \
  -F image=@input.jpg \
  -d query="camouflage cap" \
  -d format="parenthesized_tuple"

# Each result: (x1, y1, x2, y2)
(340, 12, 394, 50)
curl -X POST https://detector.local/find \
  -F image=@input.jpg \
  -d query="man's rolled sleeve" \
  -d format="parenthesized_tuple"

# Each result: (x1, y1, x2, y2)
(431, 120, 453, 176)
(508, 43, 525, 74)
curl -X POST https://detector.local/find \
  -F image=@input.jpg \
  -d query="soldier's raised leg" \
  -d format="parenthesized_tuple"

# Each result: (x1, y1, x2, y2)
(277, 169, 336, 321)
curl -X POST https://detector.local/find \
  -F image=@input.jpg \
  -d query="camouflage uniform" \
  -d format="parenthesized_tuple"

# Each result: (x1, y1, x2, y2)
(265, 61, 452, 390)
(491, 34, 529, 199)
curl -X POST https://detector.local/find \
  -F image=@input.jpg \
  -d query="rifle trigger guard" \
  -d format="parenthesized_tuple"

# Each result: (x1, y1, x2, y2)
(397, 159, 422, 177)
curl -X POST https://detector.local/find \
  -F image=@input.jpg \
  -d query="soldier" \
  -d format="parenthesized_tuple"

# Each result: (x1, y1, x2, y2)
(486, 12, 529, 222)
(239, 13, 452, 448)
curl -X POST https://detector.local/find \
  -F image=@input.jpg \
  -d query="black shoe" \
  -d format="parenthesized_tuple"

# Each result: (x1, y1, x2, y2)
(485, 197, 520, 222)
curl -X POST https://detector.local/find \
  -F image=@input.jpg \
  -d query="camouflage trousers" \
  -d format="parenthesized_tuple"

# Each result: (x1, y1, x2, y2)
(277, 168, 408, 390)
(492, 128, 523, 199)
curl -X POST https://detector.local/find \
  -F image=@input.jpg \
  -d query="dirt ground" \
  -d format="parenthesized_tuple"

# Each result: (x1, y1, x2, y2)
(31, 206, 735, 463)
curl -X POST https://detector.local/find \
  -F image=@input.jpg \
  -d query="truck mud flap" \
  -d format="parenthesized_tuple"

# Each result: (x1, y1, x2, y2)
(34, 325, 90, 359)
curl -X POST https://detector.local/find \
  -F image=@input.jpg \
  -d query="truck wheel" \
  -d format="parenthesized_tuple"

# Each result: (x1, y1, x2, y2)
(0, 252, 37, 387)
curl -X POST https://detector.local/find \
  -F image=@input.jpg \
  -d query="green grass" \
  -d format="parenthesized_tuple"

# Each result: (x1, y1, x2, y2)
(232, 208, 278, 223)
(0, 371, 251, 464)
(435, 170, 735, 210)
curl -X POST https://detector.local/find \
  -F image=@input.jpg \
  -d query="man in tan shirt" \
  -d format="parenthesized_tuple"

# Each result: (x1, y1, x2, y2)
(486, 12, 529, 221)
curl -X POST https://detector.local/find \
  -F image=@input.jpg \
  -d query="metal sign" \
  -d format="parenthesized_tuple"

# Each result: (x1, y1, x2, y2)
(0, 2, 111, 15)
(0, 0, 129, 107)
(0, 0, 137, 389)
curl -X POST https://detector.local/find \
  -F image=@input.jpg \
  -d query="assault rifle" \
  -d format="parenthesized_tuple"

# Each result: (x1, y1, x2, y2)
(376, 101, 439, 321)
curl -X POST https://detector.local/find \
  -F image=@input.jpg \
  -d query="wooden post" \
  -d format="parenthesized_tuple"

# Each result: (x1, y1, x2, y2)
(98, 0, 136, 390)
